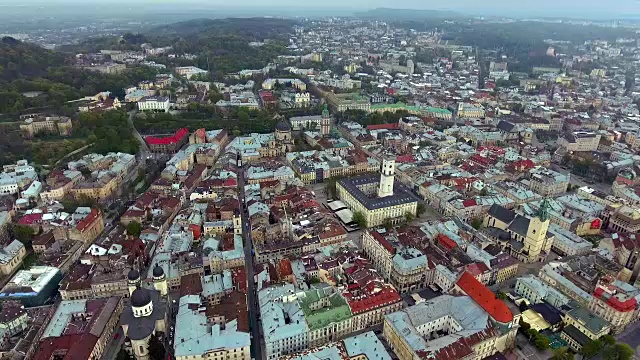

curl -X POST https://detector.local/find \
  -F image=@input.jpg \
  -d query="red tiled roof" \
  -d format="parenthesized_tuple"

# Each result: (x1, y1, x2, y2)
(18, 213, 42, 225)
(76, 208, 100, 232)
(279, 259, 293, 277)
(436, 234, 457, 251)
(223, 178, 237, 187)
(465, 262, 490, 277)
(194, 128, 206, 141)
(232, 267, 247, 292)
(35, 333, 98, 360)
(371, 231, 396, 254)
(462, 199, 477, 207)
(594, 287, 637, 312)
(367, 123, 399, 130)
(396, 155, 415, 163)
(347, 286, 401, 315)
(456, 271, 513, 323)
(146, 128, 188, 145)
(122, 209, 146, 219)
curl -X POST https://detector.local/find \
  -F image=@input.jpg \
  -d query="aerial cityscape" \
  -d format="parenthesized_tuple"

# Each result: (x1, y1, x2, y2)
(2, 2, 640, 360)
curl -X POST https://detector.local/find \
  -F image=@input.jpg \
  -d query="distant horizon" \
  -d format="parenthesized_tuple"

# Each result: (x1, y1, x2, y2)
(0, 1, 639, 22)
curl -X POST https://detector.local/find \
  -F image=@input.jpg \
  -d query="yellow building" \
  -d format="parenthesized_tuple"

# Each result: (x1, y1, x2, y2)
(0, 240, 26, 276)
(20, 116, 73, 138)
(344, 63, 358, 74)
(70, 174, 120, 203)
(561, 303, 611, 352)
(588, 276, 638, 334)
(383, 295, 517, 360)
(336, 158, 417, 227)
(521, 309, 551, 331)
(496, 261, 519, 284)
(483, 201, 554, 263)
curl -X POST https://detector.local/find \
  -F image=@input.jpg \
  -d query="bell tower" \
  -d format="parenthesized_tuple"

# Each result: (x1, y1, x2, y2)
(377, 157, 395, 198)
(320, 104, 331, 136)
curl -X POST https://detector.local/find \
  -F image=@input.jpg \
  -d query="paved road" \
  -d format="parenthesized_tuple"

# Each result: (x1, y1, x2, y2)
(238, 165, 264, 360)
(127, 110, 151, 155)
(615, 321, 640, 359)
(101, 323, 125, 360)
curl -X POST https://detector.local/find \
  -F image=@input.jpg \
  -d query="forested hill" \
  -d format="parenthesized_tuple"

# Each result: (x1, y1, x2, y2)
(0, 36, 156, 113)
(0, 37, 68, 85)
(149, 17, 296, 39)
(61, 17, 296, 77)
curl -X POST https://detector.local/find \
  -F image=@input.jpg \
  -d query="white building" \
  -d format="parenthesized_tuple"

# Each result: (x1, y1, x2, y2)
(259, 284, 310, 360)
(294, 92, 311, 108)
(137, 97, 170, 112)
(0, 160, 37, 196)
(174, 294, 251, 360)
(175, 66, 208, 79)
(515, 275, 570, 308)
(384, 295, 516, 360)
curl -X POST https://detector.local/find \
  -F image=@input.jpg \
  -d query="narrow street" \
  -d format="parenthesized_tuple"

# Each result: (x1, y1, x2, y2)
(238, 164, 264, 360)
(127, 109, 151, 155)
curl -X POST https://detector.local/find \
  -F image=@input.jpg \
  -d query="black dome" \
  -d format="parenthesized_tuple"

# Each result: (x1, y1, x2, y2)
(127, 269, 140, 281)
(152, 265, 164, 278)
(275, 119, 291, 132)
(131, 288, 151, 307)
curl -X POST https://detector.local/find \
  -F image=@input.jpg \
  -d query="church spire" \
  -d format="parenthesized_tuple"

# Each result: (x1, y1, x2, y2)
(537, 198, 551, 222)
(322, 103, 329, 117)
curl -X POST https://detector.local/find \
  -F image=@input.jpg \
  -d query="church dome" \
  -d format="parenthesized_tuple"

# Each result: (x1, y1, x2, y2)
(152, 265, 164, 278)
(275, 119, 291, 132)
(127, 268, 140, 281)
(131, 288, 151, 308)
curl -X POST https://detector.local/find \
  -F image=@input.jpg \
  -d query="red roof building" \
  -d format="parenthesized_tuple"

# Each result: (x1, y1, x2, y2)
(76, 208, 100, 232)
(367, 123, 399, 131)
(35, 297, 122, 360)
(145, 128, 189, 153)
(456, 271, 513, 324)
(347, 285, 402, 315)
(371, 231, 397, 255)
(18, 213, 43, 226)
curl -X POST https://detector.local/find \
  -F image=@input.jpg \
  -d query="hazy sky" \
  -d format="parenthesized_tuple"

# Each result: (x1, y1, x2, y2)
(3, 0, 640, 18)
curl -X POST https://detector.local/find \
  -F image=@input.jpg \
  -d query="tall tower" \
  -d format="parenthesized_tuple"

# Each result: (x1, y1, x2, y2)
(152, 264, 168, 297)
(378, 157, 395, 198)
(524, 197, 552, 262)
(320, 104, 331, 136)
(127, 268, 140, 297)
(233, 209, 242, 235)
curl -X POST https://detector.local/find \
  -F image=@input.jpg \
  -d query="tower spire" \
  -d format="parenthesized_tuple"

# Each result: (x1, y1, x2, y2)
(538, 198, 551, 222)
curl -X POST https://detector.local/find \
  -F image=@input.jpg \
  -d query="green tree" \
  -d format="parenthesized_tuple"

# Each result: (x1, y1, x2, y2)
(11, 224, 35, 245)
(534, 334, 550, 350)
(496, 291, 507, 300)
(116, 349, 133, 360)
(382, 218, 394, 230)
(601, 335, 616, 346)
(404, 212, 416, 223)
(526, 328, 538, 340)
(352, 211, 367, 229)
(519, 318, 531, 333)
(416, 202, 426, 216)
(471, 218, 483, 230)
(581, 339, 604, 359)
(602, 343, 634, 360)
(551, 347, 574, 360)
(147, 333, 165, 360)
(126, 221, 142, 237)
